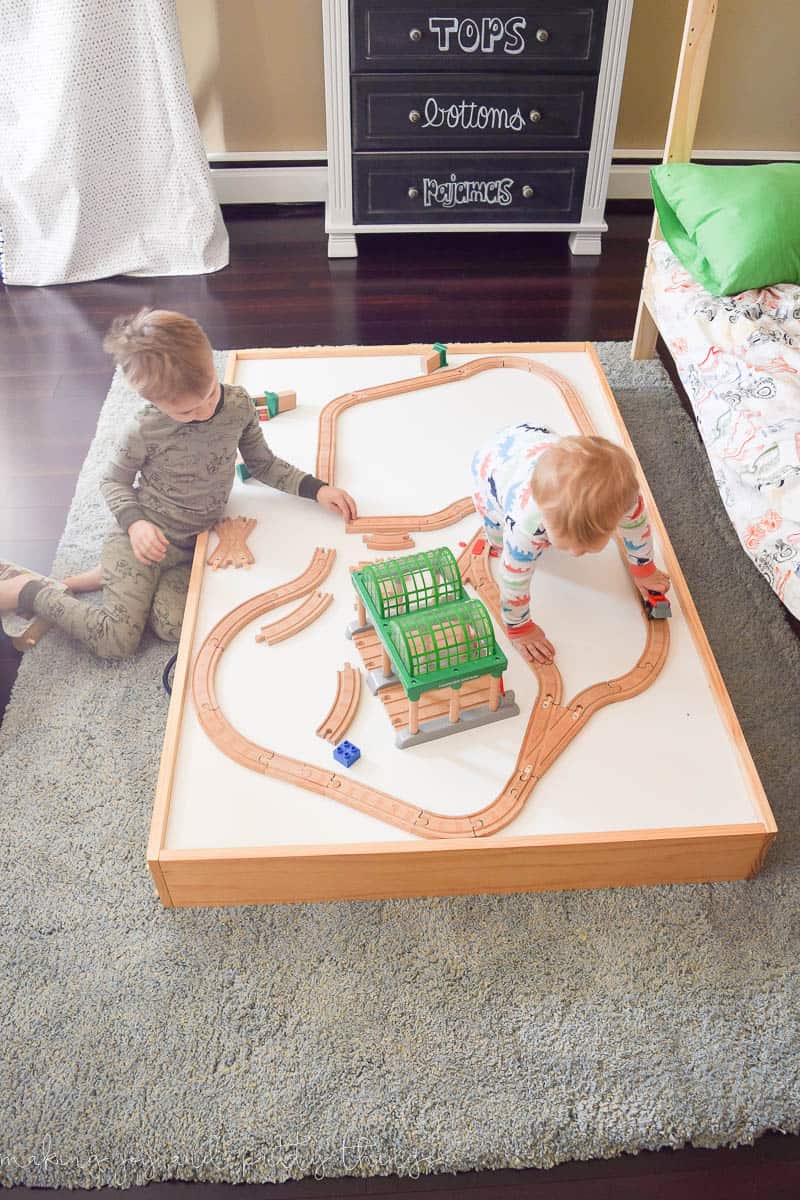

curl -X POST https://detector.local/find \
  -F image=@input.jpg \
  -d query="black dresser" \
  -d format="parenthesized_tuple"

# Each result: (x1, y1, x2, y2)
(322, 0, 633, 256)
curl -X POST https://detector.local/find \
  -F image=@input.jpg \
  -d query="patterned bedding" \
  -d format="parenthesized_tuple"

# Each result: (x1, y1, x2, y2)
(645, 238, 800, 619)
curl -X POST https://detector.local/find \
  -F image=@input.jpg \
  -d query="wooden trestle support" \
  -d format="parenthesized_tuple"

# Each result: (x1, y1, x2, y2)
(192, 357, 670, 839)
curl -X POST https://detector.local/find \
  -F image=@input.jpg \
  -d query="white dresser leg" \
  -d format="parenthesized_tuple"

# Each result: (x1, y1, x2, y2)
(568, 231, 603, 256)
(328, 233, 358, 258)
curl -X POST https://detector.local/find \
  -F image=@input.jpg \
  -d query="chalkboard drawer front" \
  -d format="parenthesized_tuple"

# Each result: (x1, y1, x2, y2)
(352, 74, 598, 151)
(353, 153, 587, 223)
(350, 2, 607, 73)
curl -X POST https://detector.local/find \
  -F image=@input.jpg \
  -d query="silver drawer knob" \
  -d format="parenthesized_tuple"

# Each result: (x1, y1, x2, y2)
(409, 27, 422, 42)
(529, 109, 542, 123)
(408, 109, 421, 124)
(522, 185, 535, 199)
(408, 186, 419, 199)
(536, 28, 550, 43)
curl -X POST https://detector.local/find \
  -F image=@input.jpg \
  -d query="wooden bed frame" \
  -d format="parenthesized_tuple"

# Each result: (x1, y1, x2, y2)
(631, 0, 718, 361)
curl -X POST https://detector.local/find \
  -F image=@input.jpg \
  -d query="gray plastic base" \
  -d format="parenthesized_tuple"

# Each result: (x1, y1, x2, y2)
(367, 666, 399, 693)
(345, 618, 373, 639)
(395, 691, 519, 749)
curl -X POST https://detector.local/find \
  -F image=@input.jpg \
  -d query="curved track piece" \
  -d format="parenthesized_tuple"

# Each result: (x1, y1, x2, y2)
(208, 516, 257, 570)
(317, 354, 597, 535)
(346, 499, 474, 535)
(363, 532, 416, 551)
(193, 359, 669, 839)
(258, 547, 335, 614)
(256, 591, 333, 645)
(316, 663, 362, 743)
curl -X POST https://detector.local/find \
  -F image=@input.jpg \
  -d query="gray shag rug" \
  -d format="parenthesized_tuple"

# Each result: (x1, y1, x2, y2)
(1, 344, 799, 1189)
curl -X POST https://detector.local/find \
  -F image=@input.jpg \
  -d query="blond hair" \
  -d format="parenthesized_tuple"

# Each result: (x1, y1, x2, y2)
(531, 436, 639, 547)
(103, 308, 213, 403)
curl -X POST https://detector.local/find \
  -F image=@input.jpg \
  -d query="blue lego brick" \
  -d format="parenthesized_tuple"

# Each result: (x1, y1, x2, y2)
(236, 462, 251, 482)
(333, 740, 361, 768)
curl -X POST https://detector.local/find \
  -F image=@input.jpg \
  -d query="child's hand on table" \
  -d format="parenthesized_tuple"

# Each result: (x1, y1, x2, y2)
(506, 619, 555, 664)
(631, 566, 671, 603)
(317, 485, 358, 523)
(129, 519, 169, 565)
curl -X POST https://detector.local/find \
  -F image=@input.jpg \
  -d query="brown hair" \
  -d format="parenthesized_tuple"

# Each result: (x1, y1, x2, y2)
(531, 435, 639, 547)
(103, 308, 214, 403)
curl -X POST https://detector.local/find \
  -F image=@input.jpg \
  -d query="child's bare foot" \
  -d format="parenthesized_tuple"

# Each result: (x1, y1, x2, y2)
(0, 573, 38, 613)
(63, 564, 103, 593)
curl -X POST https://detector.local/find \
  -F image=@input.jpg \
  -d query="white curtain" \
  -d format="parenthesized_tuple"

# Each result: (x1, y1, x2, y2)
(0, 0, 229, 285)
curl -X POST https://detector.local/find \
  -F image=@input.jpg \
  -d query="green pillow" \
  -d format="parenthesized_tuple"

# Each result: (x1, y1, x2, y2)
(650, 162, 800, 296)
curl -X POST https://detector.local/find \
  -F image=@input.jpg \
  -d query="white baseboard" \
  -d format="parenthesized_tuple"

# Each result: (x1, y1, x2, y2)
(211, 164, 327, 205)
(609, 147, 800, 200)
(211, 148, 800, 206)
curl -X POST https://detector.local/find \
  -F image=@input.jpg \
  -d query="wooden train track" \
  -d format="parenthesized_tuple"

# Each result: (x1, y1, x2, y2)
(208, 516, 257, 570)
(316, 663, 362, 743)
(256, 591, 333, 645)
(192, 357, 670, 840)
(347, 499, 475, 536)
(456, 530, 670, 835)
(316, 354, 596, 536)
(362, 532, 416, 551)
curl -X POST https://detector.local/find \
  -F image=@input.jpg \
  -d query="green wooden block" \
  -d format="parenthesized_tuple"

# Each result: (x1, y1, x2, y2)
(264, 390, 279, 418)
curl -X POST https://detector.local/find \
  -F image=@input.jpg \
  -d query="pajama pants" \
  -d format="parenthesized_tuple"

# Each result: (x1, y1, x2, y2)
(29, 532, 195, 660)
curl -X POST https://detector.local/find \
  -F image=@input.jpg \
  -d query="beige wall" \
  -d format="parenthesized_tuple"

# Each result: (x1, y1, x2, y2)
(177, 0, 326, 152)
(177, 1, 800, 155)
(618, 0, 799, 150)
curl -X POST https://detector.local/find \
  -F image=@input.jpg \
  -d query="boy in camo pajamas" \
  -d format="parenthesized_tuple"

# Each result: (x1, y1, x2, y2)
(0, 309, 357, 659)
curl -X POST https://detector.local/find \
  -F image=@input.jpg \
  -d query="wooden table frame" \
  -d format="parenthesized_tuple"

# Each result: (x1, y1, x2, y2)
(147, 341, 776, 908)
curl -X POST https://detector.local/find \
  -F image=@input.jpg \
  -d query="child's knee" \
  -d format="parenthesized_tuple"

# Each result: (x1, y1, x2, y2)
(95, 628, 143, 660)
(92, 611, 146, 659)
(149, 608, 182, 642)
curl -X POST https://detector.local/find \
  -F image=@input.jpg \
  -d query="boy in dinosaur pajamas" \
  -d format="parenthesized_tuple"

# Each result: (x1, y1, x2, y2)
(0, 308, 357, 659)
(471, 422, 671, 663)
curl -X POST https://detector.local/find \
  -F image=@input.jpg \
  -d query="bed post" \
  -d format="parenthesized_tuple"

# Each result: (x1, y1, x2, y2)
(631, 0, 719, 360)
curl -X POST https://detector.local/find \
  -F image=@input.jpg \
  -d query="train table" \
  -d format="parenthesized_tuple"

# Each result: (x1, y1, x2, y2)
(147, 342, 776, 907)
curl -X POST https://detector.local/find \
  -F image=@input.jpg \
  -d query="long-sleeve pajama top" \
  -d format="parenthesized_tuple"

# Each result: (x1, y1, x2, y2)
(100, 382, 324, 547)
(470, 422, 655, 629)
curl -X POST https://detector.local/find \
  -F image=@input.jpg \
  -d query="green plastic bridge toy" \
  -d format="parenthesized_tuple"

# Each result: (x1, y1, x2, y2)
(351, 547, 507, 702)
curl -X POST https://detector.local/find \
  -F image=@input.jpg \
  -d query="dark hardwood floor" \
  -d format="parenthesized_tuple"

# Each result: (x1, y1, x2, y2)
(2, 203, 798, 1198)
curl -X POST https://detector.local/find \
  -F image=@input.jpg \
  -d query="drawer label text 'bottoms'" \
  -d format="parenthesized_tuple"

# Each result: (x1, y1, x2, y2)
(421, 97, 527, 132)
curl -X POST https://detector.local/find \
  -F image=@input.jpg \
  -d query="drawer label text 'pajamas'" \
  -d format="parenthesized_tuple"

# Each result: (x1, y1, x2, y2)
(422, 175, 515, 207)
